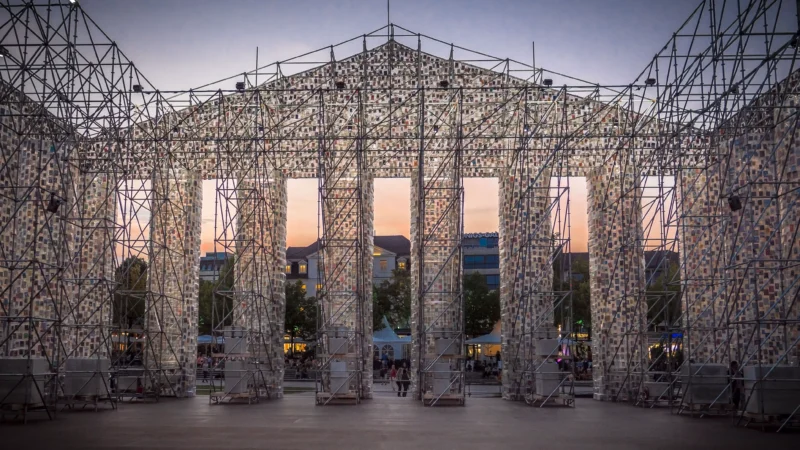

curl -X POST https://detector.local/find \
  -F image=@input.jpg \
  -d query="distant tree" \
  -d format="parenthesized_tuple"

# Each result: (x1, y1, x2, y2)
(198, 255, 235, 334)
(113, 256, 147, 329)
(646, 262, 682, 329)
(285, 280, 317, 353)
(553, 256, 591, 335)
(464, 272, 500, 337)
(373, 268, 411, 331)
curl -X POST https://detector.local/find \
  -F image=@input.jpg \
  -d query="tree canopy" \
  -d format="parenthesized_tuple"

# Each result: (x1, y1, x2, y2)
(373, 268, 411, 331)
(552, 256, 591, 335)
(645, 262, 682, 329)
(285, 280, 317, 341)
(113, 256, 147, 329)
(464, 272, 500, 337)
(198, 256, 234, 334)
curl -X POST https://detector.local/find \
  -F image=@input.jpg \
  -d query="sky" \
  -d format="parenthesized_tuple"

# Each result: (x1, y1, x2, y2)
(80, 0, 704, 251)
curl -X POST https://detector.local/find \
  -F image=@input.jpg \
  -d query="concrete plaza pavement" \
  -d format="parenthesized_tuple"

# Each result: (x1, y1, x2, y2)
(1, 395, 797, 449)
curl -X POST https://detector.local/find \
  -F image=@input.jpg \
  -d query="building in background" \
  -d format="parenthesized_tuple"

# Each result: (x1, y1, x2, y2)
(199, 252, 232, 281)
(462, 232, 500, 291)
(286, 235, 411, 298)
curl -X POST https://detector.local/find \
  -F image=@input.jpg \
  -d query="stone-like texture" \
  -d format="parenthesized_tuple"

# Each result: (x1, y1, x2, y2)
(233, 174, 287, 397)
(587, 164, 647, 401)
(112, 42, 675, 181)
(678, 164, 730, 364)
(410, 164, 464, 399)
(498, 163, 555, 399)
(61, 169, 115, 361)
(0, 90, 71, 360)
(318, 164, 374, 398)
(147, 165, 203, 396)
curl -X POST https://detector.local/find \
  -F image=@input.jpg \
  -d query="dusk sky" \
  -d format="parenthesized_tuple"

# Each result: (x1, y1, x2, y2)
(81, 0, 702, 251)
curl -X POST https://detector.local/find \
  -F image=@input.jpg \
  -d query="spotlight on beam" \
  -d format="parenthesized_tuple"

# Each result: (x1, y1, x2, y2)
(439, 80, 449, 88)
(645, 78, 656, 86)
(728, 195, 742, 212)
(47, 193, 62, 214)
(132, 84, 142, 93)
(542, 79, 553, 87)
(235, 82, 245, 92)
(335, 80, 346, 89)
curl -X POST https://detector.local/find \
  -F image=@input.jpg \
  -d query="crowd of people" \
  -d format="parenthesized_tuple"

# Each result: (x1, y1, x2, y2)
(285, 355, 315, 379)
(374, 356, 412, 396)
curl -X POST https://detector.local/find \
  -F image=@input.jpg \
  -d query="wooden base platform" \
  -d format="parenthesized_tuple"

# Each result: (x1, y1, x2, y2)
(59, 395, 116, 411)
(316, 391, 361, 405)
(525, 393, 575, 407)
(422, 393, 465, 406)
(209, 390, 263, 404)
(677, 401, 734, 416)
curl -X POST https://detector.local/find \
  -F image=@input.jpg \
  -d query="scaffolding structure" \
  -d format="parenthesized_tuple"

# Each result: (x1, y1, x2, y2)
(0, 0, 798, 430)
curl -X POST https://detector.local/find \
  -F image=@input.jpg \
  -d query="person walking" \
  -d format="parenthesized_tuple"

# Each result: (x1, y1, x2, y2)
(202, 358, 210, 382)
(389, 364, 398, 391)
(397, 363, 410, 397)
(729, 361, 743, 409)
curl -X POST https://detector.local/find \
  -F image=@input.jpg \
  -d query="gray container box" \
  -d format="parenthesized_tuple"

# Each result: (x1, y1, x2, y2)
(743, 365, 800, 415)
(224, 327, 248, 355)
(329, 338, 349, 355)
(534, 339, 560, 357)
(224, 360, 250, 394)
(115, 368, 147, 393)
(435, 338, 458, 356)
(63, 358, 110, 397)
(432, 362, 452, 396)
(330, 360, 349, 394)
(0, 358, 51, 405)
(680, 363, 729, 405)
(534, 361, 561, 396)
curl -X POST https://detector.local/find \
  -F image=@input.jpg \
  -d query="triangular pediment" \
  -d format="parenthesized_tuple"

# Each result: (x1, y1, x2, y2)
(260, 40, 528, 93)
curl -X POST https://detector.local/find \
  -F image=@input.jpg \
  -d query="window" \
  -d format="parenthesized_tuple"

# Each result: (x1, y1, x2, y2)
(485, 274, 500, 291)
(285, 265, 291, 274)
(381, 344, 395, 359)
(316, 283, 322, 291)
(463, 254, 499, 269)
(299, 263, 307, 273)
(379, 259, 388, 271)
(398, 261, 406, 270)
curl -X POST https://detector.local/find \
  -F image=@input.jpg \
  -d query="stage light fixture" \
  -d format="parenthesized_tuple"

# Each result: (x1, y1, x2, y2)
(543, 79, 553, 87)
(47, 193, 62, 213)
(728, 195, 742, 212)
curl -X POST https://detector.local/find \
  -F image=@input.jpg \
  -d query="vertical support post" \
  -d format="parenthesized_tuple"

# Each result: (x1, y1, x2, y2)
(147, 164, 203, 397)
(587, 165, 647, 401)
(232, 173, 288, 398)
(499, 161, 555, 400)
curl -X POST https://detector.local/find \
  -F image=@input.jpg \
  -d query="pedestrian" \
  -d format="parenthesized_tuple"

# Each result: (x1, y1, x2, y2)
(397, 363, 410, 397)
(389, 364, 398, 391)
(396, 363, 410, 397)
(202, 358, 210, 382)
(729, 360, 743, 409)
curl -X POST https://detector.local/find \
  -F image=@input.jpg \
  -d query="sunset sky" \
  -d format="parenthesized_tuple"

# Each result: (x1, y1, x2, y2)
(84, 0, 702, 252)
